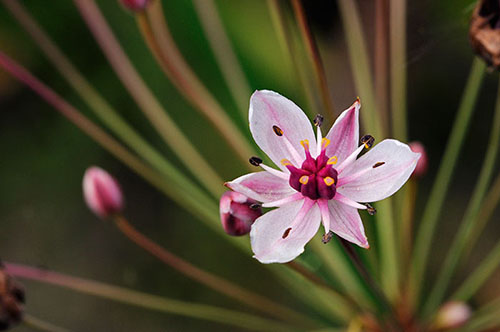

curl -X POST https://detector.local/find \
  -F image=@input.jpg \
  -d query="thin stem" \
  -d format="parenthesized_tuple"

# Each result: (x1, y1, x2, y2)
(291, 0, 335, 120)
(5, 263, 295, 332)
(409, 58, 486, 306)
(74, 0, 226, 195)
(374, 0, 390, 134)
(286, 261, 334, 291)
(337, 237, 401, 331)
(0, 50, 222, 233)
(192, 0, 252, 121)
(336, 0, 383, 139)
(266, 0, 317, 118)
(400, 179, 417, 275)
(112, 215, 317, 328)
(23, 314, 72, 332)
(2, 0, 224, 199)
(422, 76, 500, 318)
(390, 0, 408, 141)
(142, 0, 256, 165)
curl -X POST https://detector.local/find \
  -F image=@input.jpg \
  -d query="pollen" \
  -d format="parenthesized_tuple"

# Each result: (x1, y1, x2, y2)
(281, 159, 292, 166)
(299, 175, 309, 185)
(327, 156, 338, 165)
(321, 138, 331, 149)
(300, 139, 310, 149)
(272, 125, 283, 136)
(324, 177, 335, 186)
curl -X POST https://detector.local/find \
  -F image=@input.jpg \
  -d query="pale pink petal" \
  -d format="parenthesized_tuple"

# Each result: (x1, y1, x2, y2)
(337, 139, 420, 202)
(328, 200, 369, 248)
(249, 90, 316, 170)
(225, 172, 295, 203)
(250, 199, 321, 263)
(325, 100, 360, 164)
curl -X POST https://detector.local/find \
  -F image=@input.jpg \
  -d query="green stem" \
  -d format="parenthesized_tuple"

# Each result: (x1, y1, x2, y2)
(2, 0, 224, 200)
(142, 0, 256, 166)
(374, 0, 389, 134)
(291, 0, 335, 121)
(5, 263, 296, 332)
(23, 314, 72, 332)
(336, 0, 383, 139)
(390, 0, 408, 141)
(422, 76, 500, 318)
(409, 58, 485, 306)
(192, 0, 252, 122)
(112, 215, 317, 328)
(74, 0, 225, 196)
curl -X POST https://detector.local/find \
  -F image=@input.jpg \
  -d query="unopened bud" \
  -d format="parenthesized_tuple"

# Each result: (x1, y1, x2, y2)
(0, 262, 25, 330)
(119, 0, 150, 12)
(83, 166, 124, 219)
(470, 0, 500, 70)
(219, 191, 262, 236)
(433, 301, 471, 330)
(409, 141, 428, 178)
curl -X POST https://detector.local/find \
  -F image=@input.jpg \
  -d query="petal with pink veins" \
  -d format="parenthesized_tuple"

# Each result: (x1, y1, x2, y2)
(250, 199, 320, 263)
(225, 172, 295, 203)
(337, 139, 420, 202)
(328, 200, 369, 248)
(325, 101, 360, 164)
(249, 90, 316, 170)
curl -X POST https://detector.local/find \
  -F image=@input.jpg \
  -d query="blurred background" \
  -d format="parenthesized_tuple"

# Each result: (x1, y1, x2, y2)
(1, 0, 499, 330)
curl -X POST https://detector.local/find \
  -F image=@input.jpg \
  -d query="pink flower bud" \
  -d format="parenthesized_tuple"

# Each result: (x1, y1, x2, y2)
(119, 0, 150, 12)
(433, 301, 471, 330)
(83, 166, 124, 218)
(219, 191, 262, 236)
(409, 141, 428, 178)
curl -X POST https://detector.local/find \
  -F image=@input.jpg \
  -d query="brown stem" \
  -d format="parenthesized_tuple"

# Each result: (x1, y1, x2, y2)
(112, 215, 316, 328)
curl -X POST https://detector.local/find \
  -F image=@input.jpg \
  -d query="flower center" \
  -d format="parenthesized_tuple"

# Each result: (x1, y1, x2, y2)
(282, 138, 338, 200)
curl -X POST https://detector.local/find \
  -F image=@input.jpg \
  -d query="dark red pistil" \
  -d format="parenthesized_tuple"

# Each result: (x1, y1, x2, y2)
(285, 142, 338, 200)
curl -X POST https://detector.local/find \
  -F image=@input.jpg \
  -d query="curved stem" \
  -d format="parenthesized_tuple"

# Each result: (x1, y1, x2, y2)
(112, 215, 317, 328)
(74, 0, 225, 196)
(142, 0, 256, 166)
(6, 263, 295, 332)
(409, 58, 486, 306)
(2, 0, 223, 199)
(291, 0, 335, 121)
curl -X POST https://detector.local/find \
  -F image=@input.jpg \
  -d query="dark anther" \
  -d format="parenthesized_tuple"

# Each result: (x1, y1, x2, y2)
(249, 203, 261, 210)
(365, 203, 377, 216)
(360, 135, 375, 149)
(322, 231, 334, 244)
(372, 162, 385, 168)
(282, 227, 292, 239)
(313, 114, 324, 127)
(249, 156, 263, 166)
(272, 125, 284, 136)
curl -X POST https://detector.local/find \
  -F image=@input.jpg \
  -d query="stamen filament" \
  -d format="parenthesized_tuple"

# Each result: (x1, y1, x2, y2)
(316, 126, 323, 156)
(333, 193, 367, 210)
(336, 145, 364, 174)
(260, 164, 289, 180)
(262, 193, 304, 207)
(318, 199, 331, 235)
(282, 136, 304, 165)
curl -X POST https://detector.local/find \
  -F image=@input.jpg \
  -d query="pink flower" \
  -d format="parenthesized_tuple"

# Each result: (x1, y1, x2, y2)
(119, 0, 150, 12)
(409, 141, 428, 178)
(83, 166, 124, 219)
(433, 301, 471, 329)
(225, 90, 420, 263)
(219, 191, 262, 236)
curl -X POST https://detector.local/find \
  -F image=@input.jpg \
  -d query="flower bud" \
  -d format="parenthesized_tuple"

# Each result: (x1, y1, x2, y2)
(409, 141, 428, 178)
(119, 0, 150, 12)
(219, 191, 262, 236)
(433, 301, 471, 330)
(0, 262, 25, 331)
(470, 0, 500, 69)
(83, 166, 124, 219)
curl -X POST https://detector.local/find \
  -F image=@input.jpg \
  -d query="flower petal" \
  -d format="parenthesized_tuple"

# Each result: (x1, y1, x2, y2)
(225, 172, 295, 203)
(250, 199, 320, 263)
(325, 100, 360, 164)
(328, 200, 369, 248)
(337, 139, 420, 202)
(249, 90, 316, 170)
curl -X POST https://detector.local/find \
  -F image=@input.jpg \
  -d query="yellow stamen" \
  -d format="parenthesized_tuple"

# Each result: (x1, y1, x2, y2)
(300, 139, 310, 149)
(321, 138, 331, 149)
(324, 177, 335, 186)
(281, 159, 292, 166)
(299, 175, 309, 185)
(327, 156, 338, 165)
